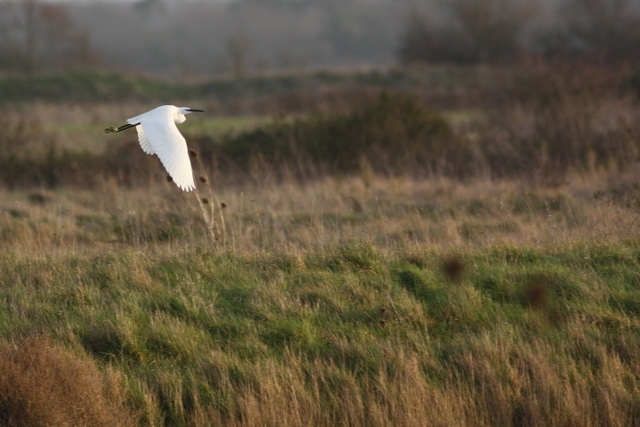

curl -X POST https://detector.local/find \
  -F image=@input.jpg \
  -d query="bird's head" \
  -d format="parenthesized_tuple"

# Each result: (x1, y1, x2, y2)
(175, 107, 204, 124)
(179, 107, 204, 115)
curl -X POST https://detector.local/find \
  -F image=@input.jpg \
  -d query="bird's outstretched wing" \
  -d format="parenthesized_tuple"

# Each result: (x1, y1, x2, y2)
(137, 112, 195, 191)
(135, 126, 155, 155)
(127, 113, 155, 155)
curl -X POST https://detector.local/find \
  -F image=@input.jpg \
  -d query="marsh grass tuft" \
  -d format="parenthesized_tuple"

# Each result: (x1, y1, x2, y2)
(0, 337, 136, 427)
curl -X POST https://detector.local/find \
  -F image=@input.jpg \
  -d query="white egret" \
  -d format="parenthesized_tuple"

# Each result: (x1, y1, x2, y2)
(104, 105, 204, 191)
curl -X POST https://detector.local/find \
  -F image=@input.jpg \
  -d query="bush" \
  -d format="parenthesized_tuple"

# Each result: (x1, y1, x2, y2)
(195, 92, 465, 182)
(0, 337, 136, 426)
(478, 61, 639, 179)
(398, 0, 535, 65)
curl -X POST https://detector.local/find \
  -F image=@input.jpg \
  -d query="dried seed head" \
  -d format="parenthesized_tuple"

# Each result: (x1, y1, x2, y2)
(524, 275, 551, 309)
(380, 307, 387, 315)
(526, 284, 548, 308)
(221, 202, 227, 209)
(199, 176, 208, 183)
(202, 198, 209, 204)
(442, 254, 465, 282)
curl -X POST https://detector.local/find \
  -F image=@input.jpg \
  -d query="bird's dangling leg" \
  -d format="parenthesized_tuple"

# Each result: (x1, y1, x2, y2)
(104, 123, 139, 133)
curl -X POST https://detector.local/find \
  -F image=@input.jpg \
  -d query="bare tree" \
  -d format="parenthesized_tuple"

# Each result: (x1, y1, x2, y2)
(398, 0, 538, 65)
(227, 34, 252, 80)
(0, 0, 95, 74)
(453, 0, 538, 62)
(397, 8, 470, 65)
(562, 0, 640, 61)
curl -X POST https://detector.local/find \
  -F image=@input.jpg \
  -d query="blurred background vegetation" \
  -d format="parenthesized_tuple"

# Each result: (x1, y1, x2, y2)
(0, 63, 638, 189)
(1, 0, 640, 77)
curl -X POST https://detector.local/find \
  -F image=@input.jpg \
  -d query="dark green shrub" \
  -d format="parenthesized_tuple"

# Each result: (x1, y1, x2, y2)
(195, 92, 465, 182)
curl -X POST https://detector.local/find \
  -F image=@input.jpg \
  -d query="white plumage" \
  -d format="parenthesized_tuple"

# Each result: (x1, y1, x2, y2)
(105, 105, 204, 191)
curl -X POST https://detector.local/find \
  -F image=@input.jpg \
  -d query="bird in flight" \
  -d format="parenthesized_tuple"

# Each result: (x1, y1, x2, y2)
(104, 105, 204, 191)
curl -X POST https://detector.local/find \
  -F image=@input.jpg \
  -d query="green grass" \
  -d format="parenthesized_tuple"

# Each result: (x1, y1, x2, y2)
(0, 71, 178, 103)
(0, 67, 468, 105)
(1, 239, 639, 425)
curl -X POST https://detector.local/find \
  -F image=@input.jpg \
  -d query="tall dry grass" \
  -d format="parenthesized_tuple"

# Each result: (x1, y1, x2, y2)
(0, 337, 136, 427)
(230, 334, 639, 427)
(1, 171, 639, 254)
(6, 163, 640, 258)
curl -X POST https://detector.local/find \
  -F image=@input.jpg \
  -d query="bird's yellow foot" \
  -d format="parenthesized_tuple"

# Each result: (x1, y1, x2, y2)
(104, 127, 119, 133)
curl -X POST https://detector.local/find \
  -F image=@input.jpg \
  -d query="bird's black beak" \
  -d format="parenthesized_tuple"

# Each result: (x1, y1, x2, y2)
(186, 109, 204, 113)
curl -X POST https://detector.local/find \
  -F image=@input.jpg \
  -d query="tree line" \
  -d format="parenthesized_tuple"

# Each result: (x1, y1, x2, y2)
(0, 0, 638, 77)
(399, 0, 640, 65)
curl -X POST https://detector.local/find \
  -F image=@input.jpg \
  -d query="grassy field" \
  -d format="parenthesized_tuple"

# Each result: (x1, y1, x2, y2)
(2, 173, 640, 426)
(1, 64, 640, 425)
